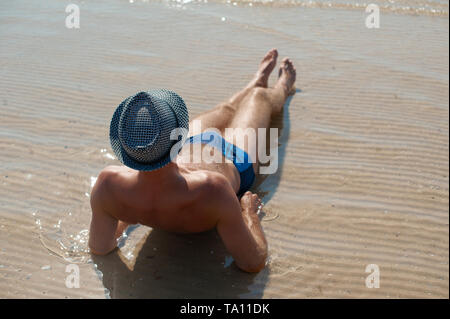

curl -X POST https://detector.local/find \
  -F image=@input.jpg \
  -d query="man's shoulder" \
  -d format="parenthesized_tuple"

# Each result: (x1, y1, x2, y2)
(174, 171, 240, 232)
(187, 171, 237, 208)
(96, 165, 129, 184)
(188, 170, 231, 193)
(91, 166, 130, 202)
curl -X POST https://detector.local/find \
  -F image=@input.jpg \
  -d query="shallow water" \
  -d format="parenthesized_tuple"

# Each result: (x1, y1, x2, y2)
(0, 0, 448, 298)
(167, 0, 449, 16)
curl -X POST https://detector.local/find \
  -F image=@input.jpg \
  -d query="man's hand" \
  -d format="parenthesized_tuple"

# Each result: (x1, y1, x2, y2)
(240, 191, 262, 216)
(240, 191, 264, 232)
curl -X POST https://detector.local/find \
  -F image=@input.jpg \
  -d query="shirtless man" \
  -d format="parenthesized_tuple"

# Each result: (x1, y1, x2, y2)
(89, 49, 296, 273)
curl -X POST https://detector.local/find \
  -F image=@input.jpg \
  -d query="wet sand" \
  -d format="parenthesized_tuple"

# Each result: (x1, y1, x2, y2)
(0, 0, 448, 298)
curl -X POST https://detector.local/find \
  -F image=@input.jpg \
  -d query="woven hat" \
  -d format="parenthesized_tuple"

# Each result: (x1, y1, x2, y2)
(110, 89, 189, 171)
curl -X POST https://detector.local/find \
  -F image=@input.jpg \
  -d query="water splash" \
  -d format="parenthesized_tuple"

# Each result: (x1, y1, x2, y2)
(32, 197, 92, 264)
(36, 220, 91, 264)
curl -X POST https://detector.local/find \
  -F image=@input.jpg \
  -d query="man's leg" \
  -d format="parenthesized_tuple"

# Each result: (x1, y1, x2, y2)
(227, 57, 296, 173)
(189, 49, 279, 135)
(188, 48, 296, 172)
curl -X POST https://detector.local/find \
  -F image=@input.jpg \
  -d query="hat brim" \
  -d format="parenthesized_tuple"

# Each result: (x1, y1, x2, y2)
(109, 90, 189, 171)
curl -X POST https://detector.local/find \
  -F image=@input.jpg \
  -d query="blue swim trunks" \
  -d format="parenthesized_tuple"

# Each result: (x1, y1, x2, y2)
(185, 131, 255, 197)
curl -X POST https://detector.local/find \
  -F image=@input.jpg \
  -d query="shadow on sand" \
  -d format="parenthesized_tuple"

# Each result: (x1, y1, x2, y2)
(92, 91, 298, 298)
(93, 228, 269, 298)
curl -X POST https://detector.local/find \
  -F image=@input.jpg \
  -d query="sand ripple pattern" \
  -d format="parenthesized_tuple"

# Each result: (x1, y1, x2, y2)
(0, 0, 448, 298)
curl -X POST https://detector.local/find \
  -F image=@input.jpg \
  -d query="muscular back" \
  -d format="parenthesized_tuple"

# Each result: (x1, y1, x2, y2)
(92, 164, 234, 234)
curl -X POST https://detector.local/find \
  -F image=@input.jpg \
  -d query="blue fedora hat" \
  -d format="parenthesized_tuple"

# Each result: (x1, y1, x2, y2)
(110, 89, 189, 171)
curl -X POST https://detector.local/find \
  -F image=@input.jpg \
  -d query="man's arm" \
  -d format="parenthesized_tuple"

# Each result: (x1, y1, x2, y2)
(214, 179, 268, 273)
(88, 169, 129, 255)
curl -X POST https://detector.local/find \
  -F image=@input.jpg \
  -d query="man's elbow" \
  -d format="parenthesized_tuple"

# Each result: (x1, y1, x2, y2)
(89, 244, 116, 256)
(88, 234, 117, 256)
(236, 253, 268, 273)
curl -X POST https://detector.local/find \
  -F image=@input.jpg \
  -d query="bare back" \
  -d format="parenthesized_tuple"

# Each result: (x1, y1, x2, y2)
(95, 161, 234, 234)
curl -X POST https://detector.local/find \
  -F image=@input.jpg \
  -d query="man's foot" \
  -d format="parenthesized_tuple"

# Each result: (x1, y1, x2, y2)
(250, 48, 278, 88)
(275, 58, 296, 95)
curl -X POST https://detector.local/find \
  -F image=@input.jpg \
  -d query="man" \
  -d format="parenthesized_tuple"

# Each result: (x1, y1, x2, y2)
(89, 49, 296, 273)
